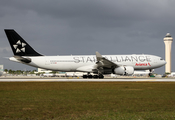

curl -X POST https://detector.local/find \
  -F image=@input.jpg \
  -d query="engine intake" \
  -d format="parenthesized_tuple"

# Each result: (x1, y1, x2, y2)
(113, 66, 134, 75)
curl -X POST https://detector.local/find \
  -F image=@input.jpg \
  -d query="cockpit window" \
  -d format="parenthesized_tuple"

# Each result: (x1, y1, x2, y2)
(160, 58, 163, 60)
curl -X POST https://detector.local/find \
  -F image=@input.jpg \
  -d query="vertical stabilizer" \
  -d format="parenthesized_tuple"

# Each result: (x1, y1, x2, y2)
(4, 29, 42, 56)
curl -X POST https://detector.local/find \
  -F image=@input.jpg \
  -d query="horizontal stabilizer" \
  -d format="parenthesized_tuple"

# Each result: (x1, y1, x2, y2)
(14, 56, 31, 63)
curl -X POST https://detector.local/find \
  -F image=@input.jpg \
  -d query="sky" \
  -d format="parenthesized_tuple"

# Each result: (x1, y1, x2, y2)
(0, 0, 175, 74)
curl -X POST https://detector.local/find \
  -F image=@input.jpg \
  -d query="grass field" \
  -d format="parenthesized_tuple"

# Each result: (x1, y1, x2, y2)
(0, 82, 175, 120)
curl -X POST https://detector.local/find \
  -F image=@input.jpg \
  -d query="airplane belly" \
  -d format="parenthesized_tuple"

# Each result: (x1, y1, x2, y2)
(56, 63, 73, 71)
(43, 62, 84, 71)
(55, 62, 93, 72)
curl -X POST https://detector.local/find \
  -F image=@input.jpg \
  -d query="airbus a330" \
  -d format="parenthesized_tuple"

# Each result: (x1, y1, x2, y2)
(4, 29, 166, 78)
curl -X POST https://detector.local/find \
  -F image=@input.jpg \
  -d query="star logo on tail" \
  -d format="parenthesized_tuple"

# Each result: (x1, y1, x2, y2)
(13, 40, 26, 53)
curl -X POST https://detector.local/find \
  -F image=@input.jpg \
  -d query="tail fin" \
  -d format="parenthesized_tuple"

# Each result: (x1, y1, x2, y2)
(4, 29, 43, 56)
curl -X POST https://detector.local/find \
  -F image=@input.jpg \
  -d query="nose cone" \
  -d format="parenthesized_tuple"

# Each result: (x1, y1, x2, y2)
(164, 60, 167, 64)
(162, 60, 167, 66)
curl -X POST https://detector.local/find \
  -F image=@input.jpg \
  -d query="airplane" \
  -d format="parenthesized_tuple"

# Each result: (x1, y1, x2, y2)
(4, 29, 166, 79)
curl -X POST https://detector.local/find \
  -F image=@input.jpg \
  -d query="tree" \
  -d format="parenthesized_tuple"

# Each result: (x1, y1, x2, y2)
(50, 71, 57, 74)
(30, 70, 36, 74)
(4, 69, 8, 73)
(8, 69, 12, 74)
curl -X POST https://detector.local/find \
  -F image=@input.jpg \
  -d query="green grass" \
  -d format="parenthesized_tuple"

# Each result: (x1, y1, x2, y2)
(0, 82, 175, 119)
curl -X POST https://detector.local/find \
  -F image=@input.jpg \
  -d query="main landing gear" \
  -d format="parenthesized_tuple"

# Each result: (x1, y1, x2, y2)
(82, 73, 104, 79)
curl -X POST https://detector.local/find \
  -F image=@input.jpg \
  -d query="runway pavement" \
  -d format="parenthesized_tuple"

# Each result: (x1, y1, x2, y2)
(0, 77, 175, 82)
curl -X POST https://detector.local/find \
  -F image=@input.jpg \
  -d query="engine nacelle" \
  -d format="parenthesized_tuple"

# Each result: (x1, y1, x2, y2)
(113, 66, 134, 75)
(98, 68, 112, 74)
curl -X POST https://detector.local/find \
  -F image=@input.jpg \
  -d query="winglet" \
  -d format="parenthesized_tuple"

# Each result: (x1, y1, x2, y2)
(96, 51, 103, 61)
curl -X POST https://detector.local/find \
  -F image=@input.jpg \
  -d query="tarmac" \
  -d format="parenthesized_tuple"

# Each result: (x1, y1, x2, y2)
(0, 77, 175, 82)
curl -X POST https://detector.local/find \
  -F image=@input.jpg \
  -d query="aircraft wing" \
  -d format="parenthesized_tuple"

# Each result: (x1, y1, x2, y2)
(76, 51, 119, 73)
(96, 51, 119, 68)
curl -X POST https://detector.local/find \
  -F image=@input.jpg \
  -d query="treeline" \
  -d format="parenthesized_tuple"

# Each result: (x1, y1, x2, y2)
(4, 69, 58, 75)
(4, 69, 37, 75)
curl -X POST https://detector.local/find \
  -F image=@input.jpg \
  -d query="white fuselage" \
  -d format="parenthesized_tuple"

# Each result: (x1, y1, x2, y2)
(9, 54, 166, 73)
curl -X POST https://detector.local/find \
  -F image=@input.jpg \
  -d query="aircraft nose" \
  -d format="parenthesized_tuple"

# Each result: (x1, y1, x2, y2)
(163, 60, 167, 65)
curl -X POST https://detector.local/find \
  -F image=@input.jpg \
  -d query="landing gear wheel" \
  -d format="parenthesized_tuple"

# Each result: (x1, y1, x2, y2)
(88, 75, 93, 78)
(93, 75, 99, 79)
(83, 75, 87, 78)
(149, 73, 153, 77)
(99, 74, 104, 79)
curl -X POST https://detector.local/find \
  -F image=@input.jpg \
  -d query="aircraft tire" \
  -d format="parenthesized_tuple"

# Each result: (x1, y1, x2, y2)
(149, 73, 153, 77)
(88, 75, 93, 79)
(83, 75, 87, 79)
(93, 75, 99, 79)
(99, 74, 104, 79)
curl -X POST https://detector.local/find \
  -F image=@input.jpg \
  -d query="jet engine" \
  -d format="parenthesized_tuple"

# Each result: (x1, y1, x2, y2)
(113, 66, 134, 75)
(94, 68, 112, 74)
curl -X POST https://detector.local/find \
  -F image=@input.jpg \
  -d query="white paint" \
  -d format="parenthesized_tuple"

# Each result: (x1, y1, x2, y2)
(164, 33, 173, 73)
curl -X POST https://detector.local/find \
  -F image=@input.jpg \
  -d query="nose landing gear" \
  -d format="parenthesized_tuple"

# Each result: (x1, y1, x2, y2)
(149, 69, 155, 77)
